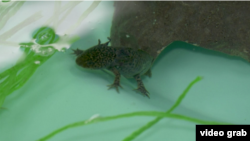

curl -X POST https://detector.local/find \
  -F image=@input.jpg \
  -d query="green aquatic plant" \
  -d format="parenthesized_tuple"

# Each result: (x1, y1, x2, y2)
(37, 76, 230, 141)
(0, 26, 58, 107)
(2, 0, 11, 3)
(0, 1, 100, 108)
(123, 76, 202, 141)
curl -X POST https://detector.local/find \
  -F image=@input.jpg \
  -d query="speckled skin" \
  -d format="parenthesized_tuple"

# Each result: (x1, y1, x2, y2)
(73, 38, 154, 98)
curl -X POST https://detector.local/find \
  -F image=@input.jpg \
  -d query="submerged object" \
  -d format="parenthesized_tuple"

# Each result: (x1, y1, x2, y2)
(111, 1, 250, 62)
(73, 38, 154, 98)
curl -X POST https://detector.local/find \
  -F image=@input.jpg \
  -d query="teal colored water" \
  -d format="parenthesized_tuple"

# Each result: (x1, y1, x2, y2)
(1, 1, 250, 141)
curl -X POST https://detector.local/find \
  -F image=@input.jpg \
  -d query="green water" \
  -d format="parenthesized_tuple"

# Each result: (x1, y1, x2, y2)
(0, 1, 250, 141)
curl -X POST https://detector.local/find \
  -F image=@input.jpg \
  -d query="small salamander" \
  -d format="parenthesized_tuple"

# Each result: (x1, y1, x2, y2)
(72, 37, 154, 98)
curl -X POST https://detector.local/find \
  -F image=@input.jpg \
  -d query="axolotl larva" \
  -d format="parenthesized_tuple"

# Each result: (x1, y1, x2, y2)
(72, 37, 154, 98)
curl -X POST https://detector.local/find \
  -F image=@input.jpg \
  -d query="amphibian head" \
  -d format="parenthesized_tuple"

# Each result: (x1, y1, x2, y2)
(75, 47, 104, 69)
(73, 38, 115, 69)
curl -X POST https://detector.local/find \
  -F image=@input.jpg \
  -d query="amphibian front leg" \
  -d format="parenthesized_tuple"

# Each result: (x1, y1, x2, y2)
(133, 74, 150, 98)
(107, 67, 123, 93)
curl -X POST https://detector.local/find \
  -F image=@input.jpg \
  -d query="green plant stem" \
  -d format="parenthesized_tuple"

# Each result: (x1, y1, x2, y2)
(0, 48, 56, 107)
(38, 110, 228, 141)
(123, 76, 203, 141)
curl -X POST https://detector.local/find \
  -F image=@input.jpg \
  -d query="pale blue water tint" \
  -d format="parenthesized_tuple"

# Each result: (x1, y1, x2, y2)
(0, 1, 250, 141)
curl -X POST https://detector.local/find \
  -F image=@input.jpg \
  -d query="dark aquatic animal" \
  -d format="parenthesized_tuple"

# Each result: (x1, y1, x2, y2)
(72, 37, 154, 98)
